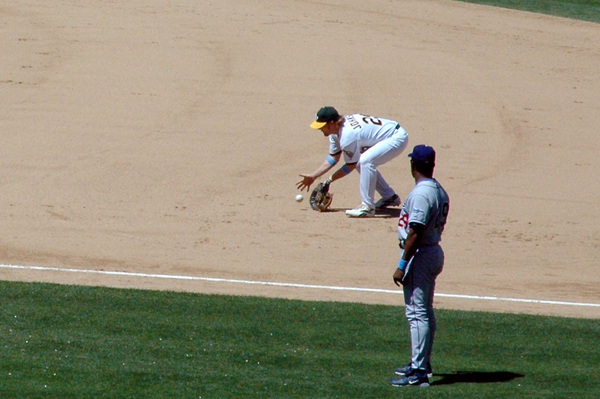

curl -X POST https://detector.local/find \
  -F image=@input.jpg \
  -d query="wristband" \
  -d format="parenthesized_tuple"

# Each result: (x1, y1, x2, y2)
(341, 164, 351, 174)
(325, 155, 337, 166)
(398, 259, 408, 271)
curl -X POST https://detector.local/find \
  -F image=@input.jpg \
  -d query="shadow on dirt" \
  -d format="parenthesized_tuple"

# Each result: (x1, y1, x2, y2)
(327, 207, 401, 218)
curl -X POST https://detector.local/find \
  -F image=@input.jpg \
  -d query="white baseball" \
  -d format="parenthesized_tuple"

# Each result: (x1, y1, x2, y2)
(295, 194, 304, 202)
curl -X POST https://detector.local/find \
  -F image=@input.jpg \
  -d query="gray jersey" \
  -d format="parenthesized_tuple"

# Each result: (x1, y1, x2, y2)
(398, 178, 449, 246)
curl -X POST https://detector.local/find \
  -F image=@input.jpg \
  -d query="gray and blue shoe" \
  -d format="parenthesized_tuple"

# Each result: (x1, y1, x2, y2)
(390, 370, 430, 388)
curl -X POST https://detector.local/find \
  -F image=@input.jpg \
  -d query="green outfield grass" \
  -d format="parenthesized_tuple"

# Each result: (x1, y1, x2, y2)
(1, 281, 599, 398)
(458, 0, 600, 23)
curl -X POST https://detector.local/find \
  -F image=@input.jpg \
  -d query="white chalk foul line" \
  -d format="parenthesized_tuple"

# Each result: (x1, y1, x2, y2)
(2, 263, 599, 309)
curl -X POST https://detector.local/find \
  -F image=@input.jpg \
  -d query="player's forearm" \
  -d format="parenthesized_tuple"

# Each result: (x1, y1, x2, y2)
(401, 228, 419, 261)
(329, 163, 355, 182)
(309, 160, 335, 180)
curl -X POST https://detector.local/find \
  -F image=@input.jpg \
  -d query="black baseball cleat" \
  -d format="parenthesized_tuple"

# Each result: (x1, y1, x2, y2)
(375, 194, 401, 209)
(390, 370, 430, 388)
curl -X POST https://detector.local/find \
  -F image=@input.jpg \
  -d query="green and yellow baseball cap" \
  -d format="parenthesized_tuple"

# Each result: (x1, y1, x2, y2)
(310, 106, 340, 129)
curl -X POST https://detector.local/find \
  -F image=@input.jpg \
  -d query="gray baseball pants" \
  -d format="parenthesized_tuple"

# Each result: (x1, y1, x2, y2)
(403, 244, 444, 372)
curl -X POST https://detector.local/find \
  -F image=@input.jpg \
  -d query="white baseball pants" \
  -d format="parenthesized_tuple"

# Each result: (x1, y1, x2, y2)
(356, 128, 409, 209)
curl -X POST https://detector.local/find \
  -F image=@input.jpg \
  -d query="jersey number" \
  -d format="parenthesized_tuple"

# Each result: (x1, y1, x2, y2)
(435, 203, 450, 230)
(361, 115, 383, 126)
(398, 211, 409, 230)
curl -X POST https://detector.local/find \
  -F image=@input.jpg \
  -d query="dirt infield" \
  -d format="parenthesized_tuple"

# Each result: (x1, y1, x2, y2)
(1, 0, 599, 319)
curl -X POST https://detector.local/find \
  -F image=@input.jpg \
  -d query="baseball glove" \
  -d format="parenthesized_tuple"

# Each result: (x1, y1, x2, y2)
(309, 179, 333, 212)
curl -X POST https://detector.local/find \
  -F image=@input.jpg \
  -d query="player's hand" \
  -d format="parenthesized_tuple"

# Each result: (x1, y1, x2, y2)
(296, 174, 315, 191)
(393, 268, 405, 287)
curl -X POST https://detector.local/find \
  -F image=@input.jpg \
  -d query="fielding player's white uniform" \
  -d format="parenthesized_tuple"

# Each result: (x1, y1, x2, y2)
(397, 178, 449, 373)
(329, 114, 409, 209)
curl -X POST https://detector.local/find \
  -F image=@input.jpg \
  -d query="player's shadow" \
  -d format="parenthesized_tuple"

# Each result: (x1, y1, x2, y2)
(328, 207, 401, 218)
(375, 207, 401, 218)
(432, 370, 524, 386)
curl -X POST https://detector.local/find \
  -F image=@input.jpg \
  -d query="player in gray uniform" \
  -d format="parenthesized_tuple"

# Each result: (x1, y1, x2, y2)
(296, 106, 409, 217)
(391, 144, 449, 388)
